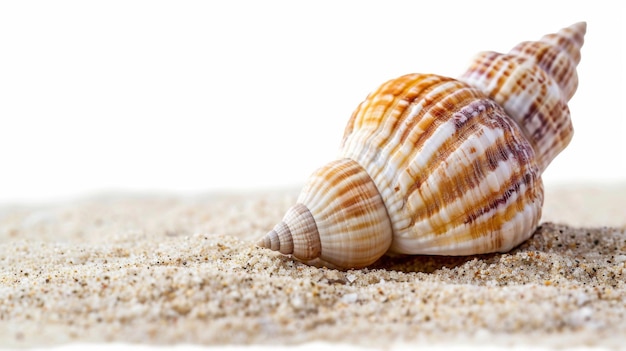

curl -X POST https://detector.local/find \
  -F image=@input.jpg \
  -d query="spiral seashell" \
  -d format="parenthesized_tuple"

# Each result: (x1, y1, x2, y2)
(257, 22, 586, 269)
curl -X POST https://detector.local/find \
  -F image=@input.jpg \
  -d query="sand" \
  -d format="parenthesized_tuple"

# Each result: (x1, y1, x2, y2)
(0, 184, 625, 349)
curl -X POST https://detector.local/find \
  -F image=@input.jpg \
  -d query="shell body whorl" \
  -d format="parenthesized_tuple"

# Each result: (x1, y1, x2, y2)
(340, 74, 544, 256)
(257, 23, 585, 269)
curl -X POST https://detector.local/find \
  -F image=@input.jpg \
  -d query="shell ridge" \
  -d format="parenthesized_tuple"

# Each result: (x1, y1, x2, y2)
(284, 203, 321, 259)
(342, 74, 453, 168)
(349, 75, 408, 133)
(389, 91, 493, 216)
(294, 159, 393, 268)
(342, 74, 434, 172)
(389, 101, 542, 254)
(370, 82, 480, 214)
(393, 170, 542, 255)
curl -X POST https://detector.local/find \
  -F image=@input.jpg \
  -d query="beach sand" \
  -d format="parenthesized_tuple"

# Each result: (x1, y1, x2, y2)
(0, 184, 625, 348)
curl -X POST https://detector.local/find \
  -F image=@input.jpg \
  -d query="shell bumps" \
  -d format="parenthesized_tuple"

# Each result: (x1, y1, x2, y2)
(258, 22, 586, 269)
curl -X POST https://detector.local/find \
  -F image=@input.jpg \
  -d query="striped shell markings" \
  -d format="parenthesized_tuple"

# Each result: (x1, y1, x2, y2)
(257, 23, 586, 269)
(461, 22, 586, 172)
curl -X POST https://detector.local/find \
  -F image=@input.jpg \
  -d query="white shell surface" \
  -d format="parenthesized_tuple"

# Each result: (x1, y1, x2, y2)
(339, 74, 544, 255)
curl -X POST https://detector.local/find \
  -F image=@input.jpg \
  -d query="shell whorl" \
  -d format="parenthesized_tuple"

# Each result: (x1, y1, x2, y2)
(259, 158, 393, 268)
(340, 74, 544, 255)
(461, 22, 586, 172)
(258, 203, 321, 260)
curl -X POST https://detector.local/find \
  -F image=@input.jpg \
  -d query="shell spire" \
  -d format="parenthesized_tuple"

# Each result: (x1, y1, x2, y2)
(511, 21, 586, 100)
(258, 159, 393, 268)
(257, 203, 321, 260)
(461, 22, 586, 173)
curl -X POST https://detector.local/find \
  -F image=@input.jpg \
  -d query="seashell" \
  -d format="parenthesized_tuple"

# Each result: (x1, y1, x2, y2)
(257, 22, 586, 269)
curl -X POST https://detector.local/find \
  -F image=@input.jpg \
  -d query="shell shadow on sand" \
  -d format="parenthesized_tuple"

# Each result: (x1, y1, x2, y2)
(363, 222, 625, 288)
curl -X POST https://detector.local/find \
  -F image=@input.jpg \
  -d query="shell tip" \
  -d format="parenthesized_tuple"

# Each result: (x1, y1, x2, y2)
(570, 21, 587, 34)
(256, 224, 293, 255)
(564, 22, 587, 43)
(256, 231, 274, 250)
(535, 21, 587, 71)
(257, 203, 321, 261)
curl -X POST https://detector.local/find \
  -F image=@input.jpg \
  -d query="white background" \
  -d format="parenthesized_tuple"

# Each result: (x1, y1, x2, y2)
(0, 0, 624, 204)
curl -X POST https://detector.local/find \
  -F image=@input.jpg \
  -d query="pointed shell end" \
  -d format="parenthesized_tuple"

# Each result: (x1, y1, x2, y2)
(257, 203, 322, 261)
(256, 233, 273, 250)
(569, 21, 587, 34)
(256, 225, 293, 255)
